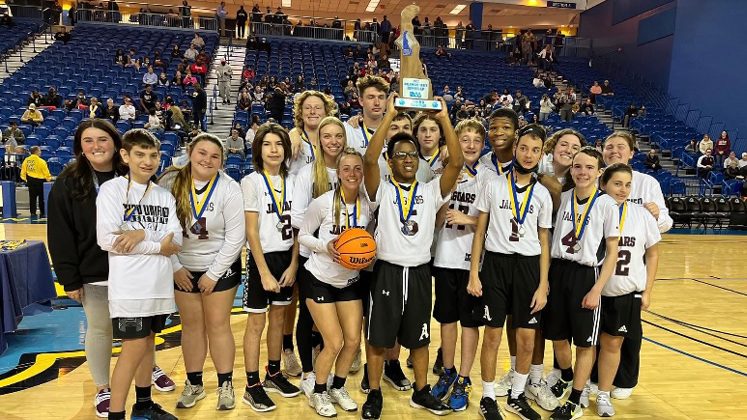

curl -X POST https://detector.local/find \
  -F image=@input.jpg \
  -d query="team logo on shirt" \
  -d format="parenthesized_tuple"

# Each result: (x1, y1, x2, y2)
(618, 236, 637, 247)
(121, 204, 170, 225)
(498, 200, 535, 213)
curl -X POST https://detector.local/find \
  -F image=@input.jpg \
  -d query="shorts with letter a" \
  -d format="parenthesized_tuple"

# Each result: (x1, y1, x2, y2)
(243, 250, 294, 313)
(601, 292, 642, 339)
(433, 267, 484, 328)
(479, 251, 542, 329)
(366, 260, 432, 350)
(543, 258, 600, 347)
(112, 314, 169, 340)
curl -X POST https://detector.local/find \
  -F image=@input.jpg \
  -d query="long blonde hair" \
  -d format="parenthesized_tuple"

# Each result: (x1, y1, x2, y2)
(312, 116, 347, 199)
(333, 148, 365, 228)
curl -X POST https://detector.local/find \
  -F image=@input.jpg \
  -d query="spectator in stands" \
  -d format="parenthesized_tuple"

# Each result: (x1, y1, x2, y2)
(191, 32, 205, 50)
(43, 87, 62, 109)
(217, 59, 233, 104)
(170, 70, 183, 89)
(216, 1, 228, 37)
(454, 85, 465, 102)
(589, 80, 602, 103)
(118, 96, 136, 121)
(104, 98, 119, 123)
(55, 26, 72, 44)
(21, 146, 52, 218)
(698, 134, 714, 155)
(3, 121, 25, 147)
(88, 97, 102, 119)
(623, 103, 638, 127)
(21, 104, 44, 126)
(499, 88, 513, 108)
(0, 11, 13, 27)
(156, 71, 170, 87)
(140, 84, 157, 113)
(435, 45, 449, 58)
(532, 71, 544, 89)
(180, 0, 191, 28)
(539, 94, 555, 121)
(236, 5, 248, 38)
(184, 44, 198, 61)
(183, 69, 198, 88)
(114, 48, 126, 65)
(245, 114, 260, 148)
(190, 58, 208, 85)
(27, 90, 44, 107)
(739, 152, 747, 177)
(601, 79, 614, 96)
(684, 138, 699, 155)
(556, 88, 575, 122)
(512, 90, 529, 115)
(191, 83, 207, 131)
(644, 148, 662, 171)
(697, 148, 715, 178)
(169, 44, 180, 59)
(714, 130, 731, 168)
(144, 108, 163, 133)
(142, 65, 157, 86)
(724, 151, 741, 179)
(537, 44, 555, 71)
(237, 90, 251, 111)
(580, 98, 595, 115)
(266, 86, 286, 122)
(224, 128, 245, 158)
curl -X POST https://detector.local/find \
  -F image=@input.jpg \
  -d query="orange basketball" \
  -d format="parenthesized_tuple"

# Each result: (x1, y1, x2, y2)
(335, 228, 377, 270)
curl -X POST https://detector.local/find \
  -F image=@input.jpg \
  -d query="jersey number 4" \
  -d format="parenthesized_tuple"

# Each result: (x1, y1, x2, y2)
(561, 230, 578, 254)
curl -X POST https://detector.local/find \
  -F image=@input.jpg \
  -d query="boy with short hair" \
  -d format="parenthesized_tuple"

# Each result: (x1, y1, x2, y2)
(97, 129, 183, 420)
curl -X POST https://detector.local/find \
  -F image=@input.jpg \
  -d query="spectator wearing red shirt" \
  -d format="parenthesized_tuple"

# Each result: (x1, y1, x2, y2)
(189, 60, 208, 86)
(714, 130, 731, 168)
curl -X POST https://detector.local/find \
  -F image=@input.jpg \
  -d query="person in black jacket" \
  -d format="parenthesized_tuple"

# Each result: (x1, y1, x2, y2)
(236, 5, 248, 38)
(266, 86, 286, 123)
(191, 83, 207, 131)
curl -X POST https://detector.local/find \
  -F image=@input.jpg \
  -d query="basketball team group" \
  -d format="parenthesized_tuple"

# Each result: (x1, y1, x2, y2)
(46, 74, 670, 420)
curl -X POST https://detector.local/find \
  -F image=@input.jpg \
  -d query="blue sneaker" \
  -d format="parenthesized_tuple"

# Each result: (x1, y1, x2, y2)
(431, 367, 458, 400)
(448, 376, 471, 411)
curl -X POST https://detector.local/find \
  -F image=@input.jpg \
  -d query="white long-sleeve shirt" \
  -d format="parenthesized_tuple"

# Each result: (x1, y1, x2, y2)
(119, 104, 136, 121)
(629, 171, 673, 233)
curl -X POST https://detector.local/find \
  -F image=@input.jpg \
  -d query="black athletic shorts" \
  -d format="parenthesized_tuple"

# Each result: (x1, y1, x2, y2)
(365, 260, 432, 350)
(112, 314, 169, 340)
(243, 250, 294, 313)
(308, 275, 364, 303)
(433, 267, 484, 328)
(601, 292, 642, 339)
(543, 258, 600, 347)
(480, 251, 542, 329)
(297, 256, 311, 299)
(180, 258, 242, 293)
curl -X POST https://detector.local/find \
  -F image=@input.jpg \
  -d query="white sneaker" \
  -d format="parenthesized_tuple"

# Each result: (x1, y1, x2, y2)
(546, 368, 561, 387)
(597, 392, 616, 417)
(176, 380, 206, 408)
(216, 381, 236, 410)
(329, 386, 358, 412)
(588, 381, 599, 396)
(309, 391, 337, 417)
(300, 372, 316, 399)
(611, 387, 633, 400)
(526, 380, 559, 411)
(580, 382, 591, 408)
(283, 348, 303, 377)
(349, 348, 362, 374)
(495, 370, 513, 397)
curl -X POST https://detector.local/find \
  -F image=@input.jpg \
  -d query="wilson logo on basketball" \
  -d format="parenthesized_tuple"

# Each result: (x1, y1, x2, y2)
(335, 227, 377, 270)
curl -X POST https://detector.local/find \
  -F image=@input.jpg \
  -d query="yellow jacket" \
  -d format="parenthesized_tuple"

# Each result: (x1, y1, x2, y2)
(21, 154, 52, 181)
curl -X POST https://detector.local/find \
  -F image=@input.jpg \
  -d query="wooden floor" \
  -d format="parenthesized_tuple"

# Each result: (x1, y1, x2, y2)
(1, 224, 746, 419)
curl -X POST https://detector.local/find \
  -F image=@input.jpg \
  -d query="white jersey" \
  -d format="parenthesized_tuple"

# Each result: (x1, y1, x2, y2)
(478, 151, 513, 175)
(434, 168, 488, 270)
(241, 171, 295, 253)
(166, 172, 245, 280)
(372, 178, 450, 267)
(289, 128, 315, 175)
(299, 190, 375, 287)
(291, 163, 338, 257)
(628, 171, 673, 233)
(476, 172, 553, 256)
(96, 177, 182, 317)
(603, 202, 661, 296)
(551, 190, 620, 267)
(345, 123, 376, 156)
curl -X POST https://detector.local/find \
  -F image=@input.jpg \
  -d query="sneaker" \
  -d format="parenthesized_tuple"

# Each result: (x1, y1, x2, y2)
(361, 389, 382, 420)
(431, 368, 458, 400)
(596, 392, 615, 417)
(526, 380, 560, 411)
(611, 387, 633, 400)
(300, 372, 317, 399)
(216, 381, 235, 411)
(495, 370, 513, 397)
(580, 383, 591, 408)
(152, 366, 176, 392)
(360, 363, 370, 394)
(283, 348, 303, 377)
(409, 384, 451, 416)
(309, 391, 337, 417)
(242, 384, 276, 412)
(478, 397, 503, 420)
(264, 369, 302, 397)
(432, 347, 444, 375)
(588, 382, 599, 396)
(506, 393, 541, 420)
(383, 360, 412, 391)
(176, 379, 206, 408)
(94, 388, 110, 418)
(350, 348, 362, 374)
(550, 378, 571, 399)
(550, 401, 583, 420)
(131, 402, 178, 420)
(329, 386, 358, 412)
(447, 376, 471, 411)
(546, 369, 561, 387)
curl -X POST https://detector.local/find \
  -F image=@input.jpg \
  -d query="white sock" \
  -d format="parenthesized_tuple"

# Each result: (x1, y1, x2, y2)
(529, 364, 544, 385)
(482, 381, 496, 399)
(510, 356, 516, 371)
(598, 390, 611, 399)
(510, 372, 529, 399)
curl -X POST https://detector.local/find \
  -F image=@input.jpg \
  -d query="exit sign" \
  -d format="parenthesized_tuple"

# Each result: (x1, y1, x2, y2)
(547, 1, 576, 9)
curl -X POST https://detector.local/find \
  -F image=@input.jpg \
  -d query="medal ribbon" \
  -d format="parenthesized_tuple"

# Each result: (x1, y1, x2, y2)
(618, 201, 628, 234)
(465, 162, 478, 177)
(507, 172, 535, 227)
(301, 129, 316, 161)
(190, 173, 220, 221)
(360, 123, 372, 147)
(571, 188, 600, 242)
(390, 179, 419, 225)
(340, 189, 360, 229)
(491, 153, 512, 175)
(261, 170, 286, 223)
(123, 176, 152, 222)
(427, 150, 440, 168)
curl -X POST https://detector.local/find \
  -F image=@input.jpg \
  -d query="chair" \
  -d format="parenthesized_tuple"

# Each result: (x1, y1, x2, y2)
(713, 197, 731, 229)
(682, 196, 701, 229)
(697, 197, 718, 229)
(47, 157, 64, 176)
(728, 197, 747, 230)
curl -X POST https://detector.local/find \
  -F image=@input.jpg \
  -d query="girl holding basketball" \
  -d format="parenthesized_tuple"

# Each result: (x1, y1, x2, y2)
(298, 148, 375, 417)
(544, 147, 620, 420)
(595, 163, 660, 417)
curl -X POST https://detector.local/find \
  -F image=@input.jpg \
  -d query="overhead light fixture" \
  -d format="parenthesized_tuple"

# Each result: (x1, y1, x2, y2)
(450, 5, 466, 15)
(282, 0, 291, 7)
(366, 0, 380, 12)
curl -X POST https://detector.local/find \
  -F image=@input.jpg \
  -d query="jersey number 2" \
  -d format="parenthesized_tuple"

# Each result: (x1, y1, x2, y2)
(615, 250, 631, 276)
(279, 214, 293, 240)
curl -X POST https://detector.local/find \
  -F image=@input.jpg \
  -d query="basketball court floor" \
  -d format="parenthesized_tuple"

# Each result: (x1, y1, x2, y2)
(0, 223, 745, 419)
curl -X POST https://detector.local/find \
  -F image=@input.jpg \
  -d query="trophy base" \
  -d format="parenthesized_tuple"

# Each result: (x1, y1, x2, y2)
(395, 97, 443, 111)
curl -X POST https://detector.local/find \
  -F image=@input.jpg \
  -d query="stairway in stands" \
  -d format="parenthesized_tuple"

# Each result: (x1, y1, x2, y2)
(204, 43, 247, 137)
(0, 31, 55, 84)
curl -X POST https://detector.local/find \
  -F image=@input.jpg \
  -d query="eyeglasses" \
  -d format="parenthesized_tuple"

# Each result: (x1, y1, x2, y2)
(391, 151, 419, 160)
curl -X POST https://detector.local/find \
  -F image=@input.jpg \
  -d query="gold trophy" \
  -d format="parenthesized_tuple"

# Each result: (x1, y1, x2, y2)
(394, 4, 442, 111)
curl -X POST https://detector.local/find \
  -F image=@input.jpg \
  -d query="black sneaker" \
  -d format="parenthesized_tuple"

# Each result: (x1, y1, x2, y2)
(433, 347, 444, 375)
(360, 363, 370, 394)
(242, 384, 276, 412)
(410, 385, 450, 416)
(383, 360, 412, 391)
(361, 388, 383, 420)
(550, 401, 582, 420)
(263, 369, 301, 397)
(479, 397, 503, 420)
(506, 393, 541, 420)
(550, 378, 571, 399)
(130, 402, 177, 420)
